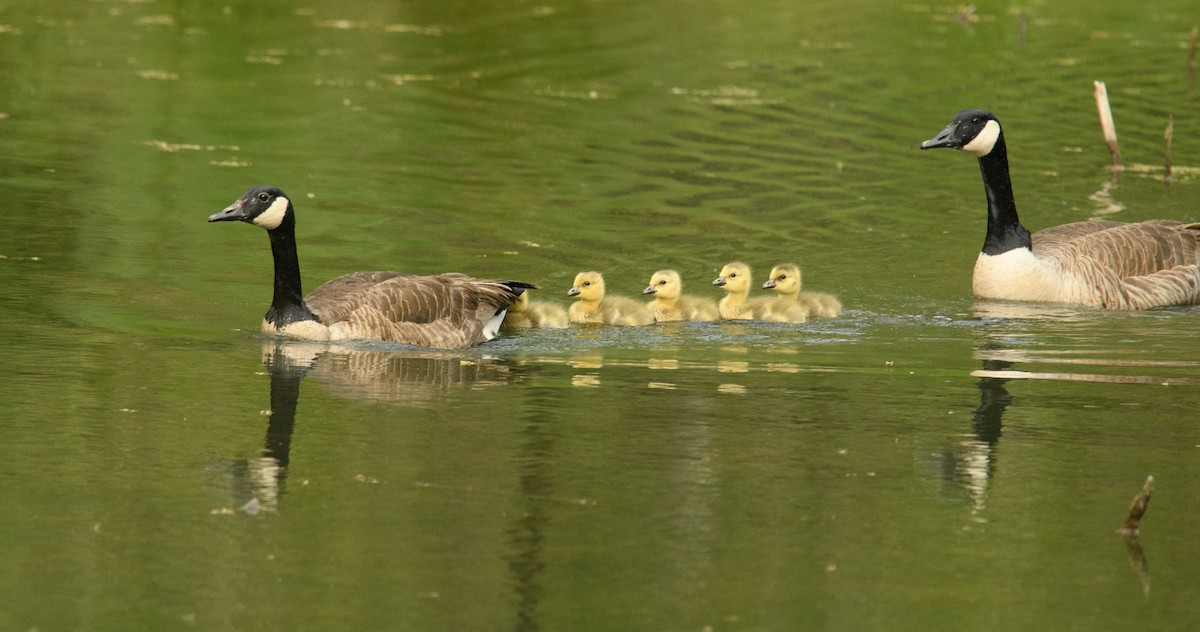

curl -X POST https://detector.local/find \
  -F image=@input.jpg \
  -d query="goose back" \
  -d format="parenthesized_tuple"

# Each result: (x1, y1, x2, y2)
(306, 272, 531, 347)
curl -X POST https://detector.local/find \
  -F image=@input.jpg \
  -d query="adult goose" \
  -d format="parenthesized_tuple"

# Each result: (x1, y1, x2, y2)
(208, 186, 535, 348)
(921, 109, 1200, 309)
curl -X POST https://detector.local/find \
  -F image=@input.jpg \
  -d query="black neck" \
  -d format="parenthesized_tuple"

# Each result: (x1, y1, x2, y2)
(265, 221, 316, 327)
(977, 134, 1032, 255)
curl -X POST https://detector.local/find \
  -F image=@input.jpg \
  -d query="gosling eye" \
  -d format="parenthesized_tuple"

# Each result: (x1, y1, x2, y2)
(582, 281, 591, 287)
(257, 192, 270, 202)
(778, 274, 787, 280)
(659, 280, 667, 285)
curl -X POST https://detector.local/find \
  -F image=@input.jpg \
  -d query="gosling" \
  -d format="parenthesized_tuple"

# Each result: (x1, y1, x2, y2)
(713, 262, 806, 323)
(567, 271, 654, 326)
(643, 270, 719, 322)
(503, 291, 569, 330)
(762, 263, 843, 318)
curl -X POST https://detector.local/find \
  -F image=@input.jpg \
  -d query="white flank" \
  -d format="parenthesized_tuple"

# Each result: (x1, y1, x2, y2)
(963, 119, 1001, 157)
(252, 196, 290, 229)
(482, 309, 507, 340)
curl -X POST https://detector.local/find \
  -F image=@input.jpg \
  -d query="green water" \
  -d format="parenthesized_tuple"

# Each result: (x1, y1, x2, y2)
(2, 0, 1199, 630)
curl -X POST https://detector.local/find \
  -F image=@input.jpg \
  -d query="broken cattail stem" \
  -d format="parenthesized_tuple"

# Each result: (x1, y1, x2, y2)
(1094, 80, 1123, 169)
(1121, 475, 1153, 536)
(1165, 115, 1174, 184)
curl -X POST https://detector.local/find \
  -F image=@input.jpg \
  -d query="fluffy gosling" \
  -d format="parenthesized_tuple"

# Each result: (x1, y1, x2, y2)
(643, 270, 719, 322)
(567, 271, 654, 326)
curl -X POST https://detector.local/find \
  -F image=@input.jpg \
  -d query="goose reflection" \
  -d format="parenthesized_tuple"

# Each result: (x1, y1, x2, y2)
(936, 355, 1013, 514)
(228, 340, 516, 512)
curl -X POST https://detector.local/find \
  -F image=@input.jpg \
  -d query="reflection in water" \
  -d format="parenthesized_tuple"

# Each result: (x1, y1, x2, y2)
(227, 341, 516, 511)
(938, 357, 1014, 513)
(1124, 534, 1150, 597)
(505, 390, 557, 632)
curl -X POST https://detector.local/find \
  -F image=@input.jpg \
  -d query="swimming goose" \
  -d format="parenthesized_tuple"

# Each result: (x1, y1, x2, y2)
(208, 186, 535, 348)
(567, 271, 653, 325)
(921, 109, 1200, 309)
(502, 291, 569, 330)
(712, 262, 807, 323)
(643, 269, 720, 322)
(762, 263, 843, 318)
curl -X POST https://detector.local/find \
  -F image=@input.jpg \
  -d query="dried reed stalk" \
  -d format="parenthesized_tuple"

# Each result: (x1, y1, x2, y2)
(1121, 475, 1153, 536)
(1093, 80, 1122, 169)
(1164, 116, 1174, 184)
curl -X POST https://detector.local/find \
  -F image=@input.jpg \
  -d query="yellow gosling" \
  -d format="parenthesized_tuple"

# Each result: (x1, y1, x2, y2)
(502, 292, 569, 330)
(712, 262, 806, 323)
(643, 270, 719, 323)
(567, 271, 653, 326)
(762, 263, 843, 318)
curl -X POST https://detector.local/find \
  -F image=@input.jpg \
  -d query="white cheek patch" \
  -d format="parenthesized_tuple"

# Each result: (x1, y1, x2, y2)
(963, 119, 1001, 157)
(252, 196, 290, 229)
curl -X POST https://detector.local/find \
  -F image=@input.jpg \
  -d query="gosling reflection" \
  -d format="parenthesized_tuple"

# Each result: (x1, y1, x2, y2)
(229, 341, 515, 512)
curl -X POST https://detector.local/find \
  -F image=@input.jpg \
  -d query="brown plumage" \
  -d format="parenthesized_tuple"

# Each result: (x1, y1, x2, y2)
(922, 109, 1200, 309)
(209, 186, 534, 349)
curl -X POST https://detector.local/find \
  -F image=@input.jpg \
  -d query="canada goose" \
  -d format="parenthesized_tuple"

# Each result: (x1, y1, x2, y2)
(643, 269, 720, 322)
(921, 109, 1200, 309)
(567, 271, 654, 325)
(208, 186, 535, 348)
(762, 263, 843, 318)
(502, 291, 569, 330)
(712, 262, 807, 323)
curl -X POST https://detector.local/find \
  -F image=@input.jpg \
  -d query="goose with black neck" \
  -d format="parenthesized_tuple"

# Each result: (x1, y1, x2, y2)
(208, 186, 535, 348)
(921, 109, 1200, 309)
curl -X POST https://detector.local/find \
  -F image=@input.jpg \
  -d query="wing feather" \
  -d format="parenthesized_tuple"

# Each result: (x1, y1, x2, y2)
(1038, 221, 1200, 308)
(306, 272, 534, 348)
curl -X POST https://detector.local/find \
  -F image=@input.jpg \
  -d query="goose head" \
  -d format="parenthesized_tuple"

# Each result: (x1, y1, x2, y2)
(568, 271, 605, 301)
(920, 109, 1002, 157)
(762, 263, 801, 294)
(643, 270, 682, 299)
(209, 185, 294, 231)
(712, 262, 752, 293)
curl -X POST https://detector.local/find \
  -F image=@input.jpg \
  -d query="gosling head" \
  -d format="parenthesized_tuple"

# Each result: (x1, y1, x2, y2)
(713, 262, 752, 293)
(643, 270, 682, 300)
(208, 185, 294, 231)
(568, 271, 605, 301)
(762, 263, 801, 295)
(920, 109, 1002, 158)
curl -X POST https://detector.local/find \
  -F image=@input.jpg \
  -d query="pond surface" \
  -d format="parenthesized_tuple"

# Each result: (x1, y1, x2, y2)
(2, 0, 1199, 630)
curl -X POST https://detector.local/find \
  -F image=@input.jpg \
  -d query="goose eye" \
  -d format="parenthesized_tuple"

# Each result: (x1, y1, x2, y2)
(257, 192, 270, 202)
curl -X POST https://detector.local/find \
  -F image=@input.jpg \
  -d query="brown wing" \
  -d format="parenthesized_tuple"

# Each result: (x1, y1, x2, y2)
(1043, 221, 1200, 308)
(305, 272, 413, 324)
(306, 272, 532, 348)
(1032, 219, 1124, 254)
(1046, 221, 1200, 279)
